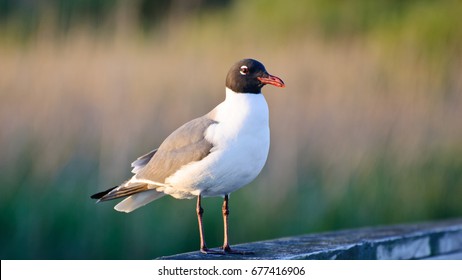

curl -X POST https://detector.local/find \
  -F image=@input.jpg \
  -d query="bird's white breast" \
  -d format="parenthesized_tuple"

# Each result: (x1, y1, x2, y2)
(164, 88, 270, 198)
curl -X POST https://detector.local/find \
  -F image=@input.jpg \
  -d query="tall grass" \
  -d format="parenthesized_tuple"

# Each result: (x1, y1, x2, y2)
(1, 1, 462, 259)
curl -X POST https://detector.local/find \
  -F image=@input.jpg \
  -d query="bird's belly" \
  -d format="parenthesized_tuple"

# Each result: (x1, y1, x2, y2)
(201, 134, 270, 196)
(164, 128, 270, 198)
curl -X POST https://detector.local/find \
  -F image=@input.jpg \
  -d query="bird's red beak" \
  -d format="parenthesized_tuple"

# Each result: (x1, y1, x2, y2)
(258, 74, 285, 88)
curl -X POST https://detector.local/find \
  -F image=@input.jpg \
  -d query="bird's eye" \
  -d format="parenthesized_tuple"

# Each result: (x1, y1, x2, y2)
(240, 65, 249, 75)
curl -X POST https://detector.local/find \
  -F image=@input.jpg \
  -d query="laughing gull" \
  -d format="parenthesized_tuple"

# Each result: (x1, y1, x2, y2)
(91, 58, 285, 254)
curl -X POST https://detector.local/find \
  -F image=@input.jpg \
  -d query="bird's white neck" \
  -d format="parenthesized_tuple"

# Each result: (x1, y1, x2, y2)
(216, 87, 269, 124)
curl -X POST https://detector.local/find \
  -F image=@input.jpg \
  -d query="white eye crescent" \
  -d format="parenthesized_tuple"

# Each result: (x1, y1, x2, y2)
(240, 65, 249, 75)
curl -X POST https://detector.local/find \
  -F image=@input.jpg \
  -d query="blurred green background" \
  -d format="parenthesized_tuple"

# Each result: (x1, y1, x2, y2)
(1, 0, 462, 259)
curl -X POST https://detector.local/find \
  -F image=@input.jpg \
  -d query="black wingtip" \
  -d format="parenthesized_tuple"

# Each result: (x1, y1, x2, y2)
(90, 186, 118, 200)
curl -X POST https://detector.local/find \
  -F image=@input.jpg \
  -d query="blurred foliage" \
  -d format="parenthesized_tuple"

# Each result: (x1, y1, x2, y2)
(0, 0, 231, 39)
(2, 0, 462, 55)
(1, 0, 462, 259)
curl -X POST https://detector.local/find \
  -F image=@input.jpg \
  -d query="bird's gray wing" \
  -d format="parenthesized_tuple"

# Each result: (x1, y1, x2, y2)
(131, 149, 157, 173)
(134, 115, 217, 183)
(91, 114, 217, 211)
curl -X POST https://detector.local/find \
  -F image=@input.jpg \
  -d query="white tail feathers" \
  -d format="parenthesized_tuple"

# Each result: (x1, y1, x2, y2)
(114, 190, 165, 213)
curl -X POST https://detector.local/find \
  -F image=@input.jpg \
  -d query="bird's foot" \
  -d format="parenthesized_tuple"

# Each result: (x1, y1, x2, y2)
(222, 245, 254, 255)
(200, 246, 225, 255)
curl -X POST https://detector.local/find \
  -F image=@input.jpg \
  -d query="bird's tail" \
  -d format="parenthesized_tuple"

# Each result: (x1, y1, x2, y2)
(90, 181, 165, 213)
(114, 190, 165, 213)
(91, 182, 149, 202)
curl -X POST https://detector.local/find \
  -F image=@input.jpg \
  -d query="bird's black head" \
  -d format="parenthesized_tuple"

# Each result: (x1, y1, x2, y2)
(225, 58, 285, 94)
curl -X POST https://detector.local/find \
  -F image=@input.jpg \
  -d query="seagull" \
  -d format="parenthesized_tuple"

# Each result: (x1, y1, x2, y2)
(91, 58, 285, 254)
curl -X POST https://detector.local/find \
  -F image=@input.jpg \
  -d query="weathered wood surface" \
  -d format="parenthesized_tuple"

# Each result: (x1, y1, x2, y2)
(158, 219, 462, 260)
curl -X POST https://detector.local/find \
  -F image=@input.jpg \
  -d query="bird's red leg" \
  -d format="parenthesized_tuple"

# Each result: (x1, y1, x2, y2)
(196, 195, 222, 254)
(196, 195, 209, 253)
(222, 194, 231, 252)
(221, 194, 253, 255)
